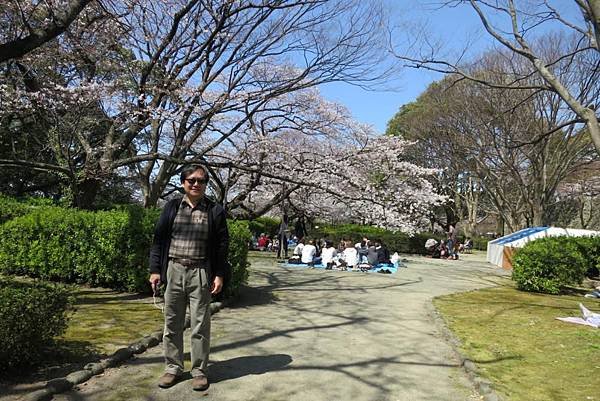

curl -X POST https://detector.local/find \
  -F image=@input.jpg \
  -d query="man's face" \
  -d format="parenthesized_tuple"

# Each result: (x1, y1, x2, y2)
(182, 169, 208, 199)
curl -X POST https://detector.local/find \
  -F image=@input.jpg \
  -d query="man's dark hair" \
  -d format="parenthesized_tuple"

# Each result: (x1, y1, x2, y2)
(180, 165, 209, 183)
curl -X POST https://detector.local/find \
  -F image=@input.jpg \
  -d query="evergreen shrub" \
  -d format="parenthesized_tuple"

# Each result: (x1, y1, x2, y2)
(511, 236, 597, 294)
(0, 277, 73, 374)
(0, 201, 251, 295)
(574, 236, 600, 277)
(0, 205, 157, 291)
(225, 220, 252, 298)
(247, 216, 281, 237)
(0, 195, 37, 224)
(471, 236, 490, 251)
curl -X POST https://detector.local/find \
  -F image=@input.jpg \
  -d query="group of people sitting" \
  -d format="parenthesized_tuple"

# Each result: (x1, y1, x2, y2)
(255, 233, 297, 252)
(424, 237, 473, 259)
(287, 237, 400, 271)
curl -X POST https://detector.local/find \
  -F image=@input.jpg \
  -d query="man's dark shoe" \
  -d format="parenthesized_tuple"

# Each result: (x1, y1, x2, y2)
(158, 373, 180, 388)
(192, 374, 209, 391)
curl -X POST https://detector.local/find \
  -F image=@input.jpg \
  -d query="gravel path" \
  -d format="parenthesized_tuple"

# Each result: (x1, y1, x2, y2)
(47, 252, 508, 401)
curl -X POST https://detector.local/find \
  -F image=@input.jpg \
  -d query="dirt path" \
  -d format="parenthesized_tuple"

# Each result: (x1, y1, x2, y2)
(49, 252, 507, 401)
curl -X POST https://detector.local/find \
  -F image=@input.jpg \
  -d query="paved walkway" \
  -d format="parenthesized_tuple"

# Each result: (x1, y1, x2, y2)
(53, 252, 508, 401)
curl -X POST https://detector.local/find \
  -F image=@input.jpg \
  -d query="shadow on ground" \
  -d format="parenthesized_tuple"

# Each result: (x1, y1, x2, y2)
(210, 354, 293, 383)
(229, 283, 278, 308)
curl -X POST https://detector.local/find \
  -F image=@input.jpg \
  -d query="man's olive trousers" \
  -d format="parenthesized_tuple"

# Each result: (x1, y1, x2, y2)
(163, 260, 211, 377)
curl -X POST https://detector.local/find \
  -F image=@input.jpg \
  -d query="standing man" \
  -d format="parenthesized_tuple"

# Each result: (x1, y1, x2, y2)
(447, 223, 458, 260)
(277, 214, 289, 260)
(149, 165, 229, 391)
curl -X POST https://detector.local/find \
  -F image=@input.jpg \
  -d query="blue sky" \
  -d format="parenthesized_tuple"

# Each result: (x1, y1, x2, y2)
(319, 1, 582, 134)
(318, 1, 491, 133)
(319, 68, 443, 134)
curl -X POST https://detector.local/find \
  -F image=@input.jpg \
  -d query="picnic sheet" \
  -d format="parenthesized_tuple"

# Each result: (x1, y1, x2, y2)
(279, 262, 400, 274)
(556, 303, 600, 328)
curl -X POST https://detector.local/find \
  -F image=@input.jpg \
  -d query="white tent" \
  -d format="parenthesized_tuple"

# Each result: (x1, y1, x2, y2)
(486, 227, 600, 269)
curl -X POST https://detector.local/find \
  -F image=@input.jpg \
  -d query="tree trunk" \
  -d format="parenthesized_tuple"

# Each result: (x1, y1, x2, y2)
(143, 180, 169, 208)
(142, 162, 179, 208)
(583, 109, 600, 156)
(464, 176, 479, 237)
(73, 177, 102, 209)
(495, 215, 505, 236)
(531, 201, 546, 227)
(587, 0, 600, 54)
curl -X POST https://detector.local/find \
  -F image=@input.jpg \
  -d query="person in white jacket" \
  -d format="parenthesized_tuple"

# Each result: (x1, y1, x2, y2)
(342, 241, 359, 268)
(293, 240, 304, 256)
(301, 239, 317, 265)
(321, 240, 337, 269)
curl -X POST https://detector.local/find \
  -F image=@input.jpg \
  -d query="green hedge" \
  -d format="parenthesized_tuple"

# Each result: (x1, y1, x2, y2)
(225, 220, 252, 298)
(247, 216, 281, 237)
(512, 236, 600, 294)
(574, 236, 600, 277)
(0, 203, 251, 295)
(0, 205, 156, 291)
(472, 236, 490, 251)
(308, 224, 440, 255)
(0, 276, 73, 374)
(0, 195, 37, 224)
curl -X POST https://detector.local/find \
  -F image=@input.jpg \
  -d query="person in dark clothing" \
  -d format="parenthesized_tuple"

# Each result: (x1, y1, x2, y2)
(277, 215, 289, 259)
(375, 241, 391, 264)
(149, 165, 229, 392)
(294, 216, 306, 239)
(367, 243, 379, 266)
(447, 223, 458, 260)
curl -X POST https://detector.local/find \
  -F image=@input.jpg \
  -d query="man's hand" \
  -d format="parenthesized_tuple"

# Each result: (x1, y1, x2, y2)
(149, 273, 161, 291)
(211, 276, 223, 295)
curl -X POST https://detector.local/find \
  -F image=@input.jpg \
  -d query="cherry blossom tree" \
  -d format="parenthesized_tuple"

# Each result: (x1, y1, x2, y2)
(1, 0, 394, 207)
(0, 1, 444, 232)
(0, 0, 96, 62)
(201, 90, 446, 233)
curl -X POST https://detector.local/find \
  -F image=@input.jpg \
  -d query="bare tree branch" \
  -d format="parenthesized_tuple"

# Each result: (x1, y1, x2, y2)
(0, 0, 94, 63)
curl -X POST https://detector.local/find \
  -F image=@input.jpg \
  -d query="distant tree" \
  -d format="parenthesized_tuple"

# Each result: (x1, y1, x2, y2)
(386, 91, 483, 235)
(393, 0, 600, 156)
(551, 162, 600, 229)
(195, 87, 446, 232)
(387, 45, 597, 233)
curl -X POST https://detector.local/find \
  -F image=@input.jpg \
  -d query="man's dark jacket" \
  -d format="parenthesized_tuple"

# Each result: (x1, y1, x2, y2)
(149, 197, 230, 286)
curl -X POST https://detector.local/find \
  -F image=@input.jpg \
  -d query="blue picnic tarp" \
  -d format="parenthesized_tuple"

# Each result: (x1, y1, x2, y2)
(279, 262, 400, 274)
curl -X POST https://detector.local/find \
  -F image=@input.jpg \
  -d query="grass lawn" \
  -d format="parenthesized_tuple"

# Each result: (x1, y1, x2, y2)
(434, 282, 600, 401)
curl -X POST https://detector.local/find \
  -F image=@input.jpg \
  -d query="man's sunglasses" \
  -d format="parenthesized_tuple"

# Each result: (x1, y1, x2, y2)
(185, 178, 208, 185)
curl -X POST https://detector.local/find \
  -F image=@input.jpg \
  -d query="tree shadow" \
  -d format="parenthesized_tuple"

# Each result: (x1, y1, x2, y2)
(228, 283, 278, 309)
(250, 269, 423, 294)
(561, 287, 590, 296)
(209, 354, 293, 383)
(211, 316, 368, 354)
(0, 339, 100, 394)
(134, 350, 517, 396)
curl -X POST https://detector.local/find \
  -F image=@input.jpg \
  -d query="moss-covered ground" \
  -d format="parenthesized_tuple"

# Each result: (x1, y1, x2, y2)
(30, 287, 162, 381)
(434, 281, 600, 401)
(61, 287, 163, 355)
